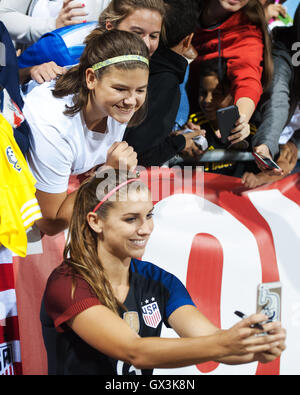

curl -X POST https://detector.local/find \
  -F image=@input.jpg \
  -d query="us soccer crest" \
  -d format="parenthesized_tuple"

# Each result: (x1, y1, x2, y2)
(141, 297, 162, 329)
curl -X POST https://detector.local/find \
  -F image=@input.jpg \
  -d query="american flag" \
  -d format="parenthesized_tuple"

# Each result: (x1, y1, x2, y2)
(141, 299, 161, 329)
(0, 249, 22, 375)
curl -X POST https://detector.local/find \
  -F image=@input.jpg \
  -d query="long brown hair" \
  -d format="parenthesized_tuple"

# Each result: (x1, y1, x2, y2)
(52, 29, 149, 127)
(63, 169, 148, 314)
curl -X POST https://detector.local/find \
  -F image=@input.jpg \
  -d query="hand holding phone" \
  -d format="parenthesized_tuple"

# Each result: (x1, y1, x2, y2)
(252, 152, 282, 172)
(216, 105, 240, 144)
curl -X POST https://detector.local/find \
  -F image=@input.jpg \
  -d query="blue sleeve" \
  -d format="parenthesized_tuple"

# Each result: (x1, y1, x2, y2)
(132, 259, 195, 321)
(18, 23, 97, 69)
(18, 33, 73, 68)
(18, 27, 86, 68)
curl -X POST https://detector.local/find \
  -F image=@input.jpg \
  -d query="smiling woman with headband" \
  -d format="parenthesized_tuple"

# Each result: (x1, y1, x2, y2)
(40, 168, 286, 375)
(23, 29, 150, 237)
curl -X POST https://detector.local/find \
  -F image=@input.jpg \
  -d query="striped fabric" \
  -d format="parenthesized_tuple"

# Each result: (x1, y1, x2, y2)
(21, 199, 42, 231)
(0, 250, 22, 375)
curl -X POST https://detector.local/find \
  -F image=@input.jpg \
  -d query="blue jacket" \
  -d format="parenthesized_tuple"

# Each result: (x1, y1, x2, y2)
(18, 22, 97, 68)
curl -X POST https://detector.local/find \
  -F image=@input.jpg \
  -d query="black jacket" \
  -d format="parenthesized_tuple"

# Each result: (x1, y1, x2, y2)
(124, 44, 187, 167)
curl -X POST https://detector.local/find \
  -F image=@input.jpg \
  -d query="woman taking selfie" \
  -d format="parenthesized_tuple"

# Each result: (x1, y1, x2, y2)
(41, 169, 286, 375)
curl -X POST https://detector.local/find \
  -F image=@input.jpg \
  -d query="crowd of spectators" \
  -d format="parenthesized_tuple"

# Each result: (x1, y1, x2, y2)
(1, 0, 299, 199)
(0, 0, 297, 375)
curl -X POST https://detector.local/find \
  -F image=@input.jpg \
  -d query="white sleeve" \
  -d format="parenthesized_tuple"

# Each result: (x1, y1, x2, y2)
(26, 121, 74, 194)
(0, 0, 56, 44)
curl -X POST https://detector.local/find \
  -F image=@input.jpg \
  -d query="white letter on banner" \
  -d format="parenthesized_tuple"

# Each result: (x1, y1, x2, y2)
(143, 194, 262, 375)
(291, 42, 300, 67)
(248, 189, 300, 375)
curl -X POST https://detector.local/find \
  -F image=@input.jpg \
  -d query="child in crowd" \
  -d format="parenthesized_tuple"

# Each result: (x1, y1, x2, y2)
(186, 56, 297, 184)
(41, 169, 286, 375)
(23, 29, 149, 236)
(187, 58, 256, 175)
(188, 0, 273, 140)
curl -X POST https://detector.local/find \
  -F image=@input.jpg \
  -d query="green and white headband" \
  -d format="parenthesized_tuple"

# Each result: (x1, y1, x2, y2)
(92, 55, 149, 71)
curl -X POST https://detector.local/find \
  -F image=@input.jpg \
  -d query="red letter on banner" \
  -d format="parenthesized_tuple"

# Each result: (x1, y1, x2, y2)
(186, 233, 223, 373)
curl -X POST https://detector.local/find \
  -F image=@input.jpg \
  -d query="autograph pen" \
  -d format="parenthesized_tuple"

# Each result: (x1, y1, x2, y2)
(234, 310, 265, 330)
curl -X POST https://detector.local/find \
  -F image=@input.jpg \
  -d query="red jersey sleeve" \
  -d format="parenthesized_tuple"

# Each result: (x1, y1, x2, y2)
(44, 264, 101, 332)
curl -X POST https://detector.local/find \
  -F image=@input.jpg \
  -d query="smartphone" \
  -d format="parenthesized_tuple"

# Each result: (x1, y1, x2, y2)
(216, 105, 240, 144)
(256, 282, 282, 322)
(252, 152, 282, 171)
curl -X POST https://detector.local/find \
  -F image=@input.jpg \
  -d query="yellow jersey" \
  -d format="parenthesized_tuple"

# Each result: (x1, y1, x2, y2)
(0, 115, 42, 257)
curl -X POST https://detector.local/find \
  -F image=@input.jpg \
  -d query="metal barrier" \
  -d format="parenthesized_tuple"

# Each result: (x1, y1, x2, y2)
(166, 148, 300, 167)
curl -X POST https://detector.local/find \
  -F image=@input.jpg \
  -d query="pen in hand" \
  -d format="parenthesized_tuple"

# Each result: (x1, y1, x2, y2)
(234, 310, 265, 330)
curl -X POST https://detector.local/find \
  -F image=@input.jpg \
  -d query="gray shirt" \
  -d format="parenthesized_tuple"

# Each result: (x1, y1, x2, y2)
(251, 42, 295, 158)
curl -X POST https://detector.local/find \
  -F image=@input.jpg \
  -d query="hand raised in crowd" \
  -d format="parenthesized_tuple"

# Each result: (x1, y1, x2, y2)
(265, 3, 287, 21)
(30, 62, 67, 84)
(105, 141, 138, 171)
(228, 114, 250, 146)
(243, 141, 298, 188)
(19, 61, 67, 84)
(56, 0, 88, 29)
(176, 122, 206, 160)
(241, 172, 263, 189)
(253, 144, 283, 175)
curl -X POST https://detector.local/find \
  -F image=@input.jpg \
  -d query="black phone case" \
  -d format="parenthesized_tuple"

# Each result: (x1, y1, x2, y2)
(216, 105, 240, 144)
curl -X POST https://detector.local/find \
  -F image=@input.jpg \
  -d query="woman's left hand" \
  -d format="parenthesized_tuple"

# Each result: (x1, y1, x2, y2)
(254, 323, 286, 364)
(228, 114, 250, 145)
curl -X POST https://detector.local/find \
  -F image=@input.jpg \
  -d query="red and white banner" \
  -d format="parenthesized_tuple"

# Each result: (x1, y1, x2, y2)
(12, 170, 300, 375)
(0, 262, 22, 375)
